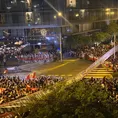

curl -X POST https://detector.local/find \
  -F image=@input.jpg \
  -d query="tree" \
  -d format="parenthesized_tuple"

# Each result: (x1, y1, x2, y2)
(92, 32, 110, 43)
(22, 79, 118, 118)
(65, 35, 92, 49)
(104, 22, 118, 34)
(79, 35, 92, 46)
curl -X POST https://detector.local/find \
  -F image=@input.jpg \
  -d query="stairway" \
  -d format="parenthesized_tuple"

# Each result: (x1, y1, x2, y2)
(84, 66, 113, 78)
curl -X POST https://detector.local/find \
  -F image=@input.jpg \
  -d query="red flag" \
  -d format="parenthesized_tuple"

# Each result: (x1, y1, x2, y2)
(32, 72, 36, 79)
(4, 69, 8, 74)
(26, 74, 30, 80)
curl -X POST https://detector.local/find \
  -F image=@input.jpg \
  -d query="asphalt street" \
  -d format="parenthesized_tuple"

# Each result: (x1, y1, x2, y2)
(5, 59, 93, 78)
(34, 59, 93, 76)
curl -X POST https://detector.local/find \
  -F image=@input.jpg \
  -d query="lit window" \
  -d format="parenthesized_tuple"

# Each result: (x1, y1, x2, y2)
(25, 12, 33, 23)
(67, 0, 76, 7)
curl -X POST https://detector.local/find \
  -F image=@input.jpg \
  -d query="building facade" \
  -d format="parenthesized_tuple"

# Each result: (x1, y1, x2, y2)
(0, 0, 118, 40)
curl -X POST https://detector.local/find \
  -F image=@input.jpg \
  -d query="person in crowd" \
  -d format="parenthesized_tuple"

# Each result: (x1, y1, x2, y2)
(0, 75, 63, 104)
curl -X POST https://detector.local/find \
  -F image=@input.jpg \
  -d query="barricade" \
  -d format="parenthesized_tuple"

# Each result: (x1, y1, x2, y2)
(17, 55, 53, 64)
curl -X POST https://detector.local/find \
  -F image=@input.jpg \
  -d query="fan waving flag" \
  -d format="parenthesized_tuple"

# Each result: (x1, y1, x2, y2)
(32, 72, 36, 79)
(25, 72, 37, 80)
(26, 74, 30, 80)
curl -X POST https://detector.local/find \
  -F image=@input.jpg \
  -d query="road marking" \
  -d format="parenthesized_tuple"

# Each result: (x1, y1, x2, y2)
(45, 59, 78, 71)
(35, 59, 78, 74)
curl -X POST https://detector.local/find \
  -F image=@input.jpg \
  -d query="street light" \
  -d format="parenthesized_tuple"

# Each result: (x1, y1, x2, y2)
(58, 13, 63, 62)
(75, 13, 79, 17)
(105, 9, 116, 60)
(105, 8, 110, 12)
(110, 12, 115, 15)
(58, 12, 62, 16)
(54, 15, 57, 19)
(105, 11, 114, 15)
(106, 8, 110, 11)
(80, 9, 85, 13)
(54, 13, 63, 62)
(106, 12, 110, 15)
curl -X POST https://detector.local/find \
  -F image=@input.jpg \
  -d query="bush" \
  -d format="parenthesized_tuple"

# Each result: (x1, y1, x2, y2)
(22, 79, 118, 118)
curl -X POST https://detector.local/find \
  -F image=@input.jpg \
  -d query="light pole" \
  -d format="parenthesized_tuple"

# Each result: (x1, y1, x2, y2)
(105, 9, 115, 59)
(58, 12, 63, 62)
(59, 27, 63, 62)
(105, 8, 111, 25)
(114, 33, 116, 59)
(54, 12, 63, 62)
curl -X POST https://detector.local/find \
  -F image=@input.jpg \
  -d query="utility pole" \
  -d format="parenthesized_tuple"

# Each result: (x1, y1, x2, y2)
(60, 27, 63, 62)
(114, 33, 116, 59)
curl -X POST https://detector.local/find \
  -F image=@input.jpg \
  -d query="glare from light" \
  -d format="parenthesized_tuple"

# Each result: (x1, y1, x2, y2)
(34, 4, 39, 8)
(105, 8, 110, 12)
(46, 37, 50, 40)
(44, 0, 73, 27)
(34, 5, 37, 8)
(11, 0, 16, 4)
(37, 18, 40, 20)
(7, 7, 11, 10)
(35, 22, 38, 24)
(54, 15, 57, 19)
(21, 0, 25, 3)
(106, 12, 110, 15)
(11, 1, 14, 4)
(110, 12, 115, 15)
(28, 24, 31, 26)
(2, 36, 5, 38)
(58, 12, 62, 16)
(54, 41, 57, 43)
(80, 9, 85, 13)
(37, 43, 41, 45)
(75, 13, 79, 17)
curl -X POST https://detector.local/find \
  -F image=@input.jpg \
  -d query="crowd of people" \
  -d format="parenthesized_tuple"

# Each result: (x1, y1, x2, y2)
(1, 42, 118, 105)
(0, 46, 22, 66)
(65, 44, 111, 60)
(82, 77, 118, 101)
(0, 75, 63, 104)
(0, 44, 59, 69)
(76, 44, 112, 60)
(79, 45, 118, 71)
(16, 52, 54, 64)
(66, 44, 118, 71)
(0, 46, 21, 57)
